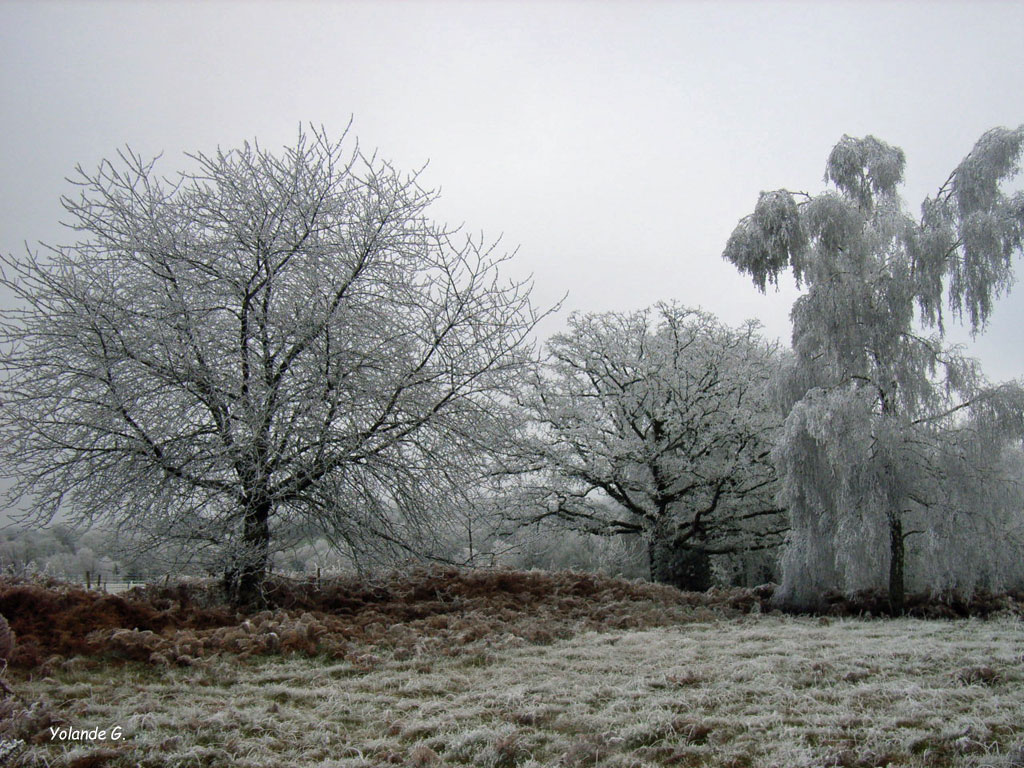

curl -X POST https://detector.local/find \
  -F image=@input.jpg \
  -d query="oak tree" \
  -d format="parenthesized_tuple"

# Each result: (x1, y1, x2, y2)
(506, 304, 785, 590)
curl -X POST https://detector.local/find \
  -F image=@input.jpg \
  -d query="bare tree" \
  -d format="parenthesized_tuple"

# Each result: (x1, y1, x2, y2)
(503, 304, 785, 590)
(0, 127, 544, 604)
(724, 128, 1024, 611)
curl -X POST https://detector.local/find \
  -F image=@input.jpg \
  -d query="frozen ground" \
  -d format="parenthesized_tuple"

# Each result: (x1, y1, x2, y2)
(10, 614, 1024, 768)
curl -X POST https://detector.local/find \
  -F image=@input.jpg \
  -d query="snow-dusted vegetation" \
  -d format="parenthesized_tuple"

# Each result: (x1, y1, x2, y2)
(7, 605, 1024, 767)
(502, 303, 786, 592)
(724, 128, 1024, 611)
(2, 119, 1024, 766)
(1, 571, 1023, 766)
(3, 126, 1024, 611)
(0, 128, 546, 606)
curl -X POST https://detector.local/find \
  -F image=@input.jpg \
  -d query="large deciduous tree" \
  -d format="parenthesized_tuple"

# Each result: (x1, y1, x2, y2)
(0, 127, 543, 605)
(506, 304, 786, 590)
(724, 127, 1024, 611)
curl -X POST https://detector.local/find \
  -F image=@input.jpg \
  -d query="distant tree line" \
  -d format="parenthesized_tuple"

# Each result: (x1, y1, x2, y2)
(1, 525, 141, 581)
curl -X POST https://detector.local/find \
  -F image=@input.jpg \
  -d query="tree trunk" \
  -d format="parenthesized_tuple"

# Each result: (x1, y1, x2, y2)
(228, 498, 272, 607)
(648, 532, 712, 592)
(888, 510, 905, 615)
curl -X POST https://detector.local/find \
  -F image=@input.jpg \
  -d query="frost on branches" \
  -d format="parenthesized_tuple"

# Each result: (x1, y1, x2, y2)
(0, 127, 544, 606)
(505, 303, 786, 591)
(724, 128, 1024, 611)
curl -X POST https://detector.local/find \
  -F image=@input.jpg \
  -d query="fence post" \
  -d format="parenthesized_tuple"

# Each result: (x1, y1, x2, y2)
(85, 571, 91, 590)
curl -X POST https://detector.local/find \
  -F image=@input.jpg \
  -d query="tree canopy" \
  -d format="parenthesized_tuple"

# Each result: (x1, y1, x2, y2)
(723, 127, 1024, 610)
(0, 127, 544, 604)
(505, 303, 785, 590)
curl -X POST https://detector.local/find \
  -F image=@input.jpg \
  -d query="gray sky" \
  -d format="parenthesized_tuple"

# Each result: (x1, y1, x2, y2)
(1, 0, 1022, 380)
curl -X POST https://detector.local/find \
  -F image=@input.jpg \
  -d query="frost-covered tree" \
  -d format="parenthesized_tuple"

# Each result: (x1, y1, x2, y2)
(0, 127, 543, 605)
(724, 127, 1024, 610)
(506, 304, 785, 590)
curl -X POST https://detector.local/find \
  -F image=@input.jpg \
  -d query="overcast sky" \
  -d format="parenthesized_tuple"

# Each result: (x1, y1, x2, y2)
(1, 0, 1022, 381)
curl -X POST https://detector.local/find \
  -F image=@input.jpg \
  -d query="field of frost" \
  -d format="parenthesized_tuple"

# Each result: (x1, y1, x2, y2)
(9, 613, 1024, 768)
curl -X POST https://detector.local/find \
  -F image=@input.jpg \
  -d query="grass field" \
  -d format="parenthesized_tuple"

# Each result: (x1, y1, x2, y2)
(7, 612, 1024, 768)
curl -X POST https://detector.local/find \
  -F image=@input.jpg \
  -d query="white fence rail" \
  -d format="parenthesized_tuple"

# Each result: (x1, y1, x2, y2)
(65, 574, 176, 594)
(78, 580, 145, 594)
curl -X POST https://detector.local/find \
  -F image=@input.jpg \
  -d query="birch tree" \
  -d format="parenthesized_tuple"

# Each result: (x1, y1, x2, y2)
(723, 127, 1024, 610)
(0, 127, 543, 605)
(508, 304, 786, 590)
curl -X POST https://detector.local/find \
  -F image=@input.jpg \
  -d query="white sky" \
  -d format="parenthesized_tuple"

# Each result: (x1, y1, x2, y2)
(1, 0, 1022, 380)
